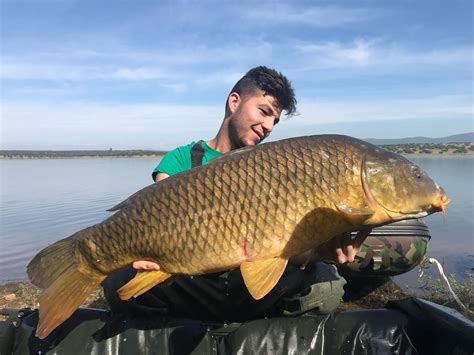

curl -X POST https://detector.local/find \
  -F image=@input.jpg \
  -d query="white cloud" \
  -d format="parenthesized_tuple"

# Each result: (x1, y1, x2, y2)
(295, 38, 375, 67)
(3, 38, 470, 85)
(112, 67, 164, 81)
(0, 39, 274, 83)
(294, 39, 473, 70)
(0, 63, 165, 81)
(243, 5, 378, 27)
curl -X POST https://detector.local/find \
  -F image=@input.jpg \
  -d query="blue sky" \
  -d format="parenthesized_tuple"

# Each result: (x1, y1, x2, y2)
(1, 0, 472, 150)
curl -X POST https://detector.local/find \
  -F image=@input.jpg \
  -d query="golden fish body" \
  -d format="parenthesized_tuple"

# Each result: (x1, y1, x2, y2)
(86, 136, 363, 273)
(27, 135, 449, 338)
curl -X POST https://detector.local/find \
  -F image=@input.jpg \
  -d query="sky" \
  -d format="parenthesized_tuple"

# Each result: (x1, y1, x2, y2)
(1, 0, 473, 150)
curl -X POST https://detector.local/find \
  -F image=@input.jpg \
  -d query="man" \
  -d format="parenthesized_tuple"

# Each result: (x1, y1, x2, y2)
(103, 66, 368, 320)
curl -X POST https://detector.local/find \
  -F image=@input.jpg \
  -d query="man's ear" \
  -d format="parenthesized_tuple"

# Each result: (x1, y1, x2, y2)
(227, 92, 241, 114)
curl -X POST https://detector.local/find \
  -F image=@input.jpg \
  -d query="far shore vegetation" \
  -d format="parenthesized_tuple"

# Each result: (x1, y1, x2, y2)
(1, 143, 473, 159)
(382, 142, 474, 156)
(0, 149, 166, 159)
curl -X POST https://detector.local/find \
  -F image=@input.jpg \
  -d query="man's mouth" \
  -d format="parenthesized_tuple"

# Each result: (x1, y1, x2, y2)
(252, 128, 263, 141)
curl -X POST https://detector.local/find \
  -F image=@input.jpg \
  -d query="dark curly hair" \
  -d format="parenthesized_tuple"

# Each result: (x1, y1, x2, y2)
(226, 66, 297, 117)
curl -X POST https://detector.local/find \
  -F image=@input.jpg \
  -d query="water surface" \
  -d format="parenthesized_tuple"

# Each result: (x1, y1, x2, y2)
(1, 157, 161, 282)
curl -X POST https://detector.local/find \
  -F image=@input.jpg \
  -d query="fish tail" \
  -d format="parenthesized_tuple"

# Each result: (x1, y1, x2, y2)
(27, 236, 105, 339)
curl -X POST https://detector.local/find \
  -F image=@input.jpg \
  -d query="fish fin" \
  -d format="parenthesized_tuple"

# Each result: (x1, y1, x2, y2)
(336, 204, 374, 224)
(107, 201, 127, 212)
(27, 237, 78, 289)
(27, 234, 105, 339)
(205, 145, 256, 165)
(107, 183, 157, 212)
(118, 270, 172, 300)
(240, 257, 288, 300)
(36, 268, 104, 339)
(107, 195, 136, 212)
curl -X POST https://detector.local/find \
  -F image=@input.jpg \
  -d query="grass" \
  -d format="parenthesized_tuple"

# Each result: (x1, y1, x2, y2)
(419, 271, 474, 321)
(340, 277, 408, 310)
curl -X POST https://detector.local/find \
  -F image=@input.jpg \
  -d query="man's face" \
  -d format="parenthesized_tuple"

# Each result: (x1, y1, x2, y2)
(228, 90, 282, 149)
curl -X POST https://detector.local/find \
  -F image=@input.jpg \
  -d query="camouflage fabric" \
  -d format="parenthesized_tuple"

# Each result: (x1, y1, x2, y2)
(338, 220, 430, 277)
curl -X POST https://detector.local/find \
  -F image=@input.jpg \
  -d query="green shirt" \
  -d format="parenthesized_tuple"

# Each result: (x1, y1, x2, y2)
(152, 141, 223, 180)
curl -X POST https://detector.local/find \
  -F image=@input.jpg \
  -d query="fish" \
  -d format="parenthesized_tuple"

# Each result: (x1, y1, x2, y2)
(27, 134, 450, 338)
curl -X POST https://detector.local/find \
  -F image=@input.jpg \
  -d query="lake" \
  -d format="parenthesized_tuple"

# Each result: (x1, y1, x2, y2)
(1, 156, 473, 290)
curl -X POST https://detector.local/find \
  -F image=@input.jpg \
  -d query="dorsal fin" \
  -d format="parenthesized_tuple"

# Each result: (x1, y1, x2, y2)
(107, 183, 158, 212)
(205, 145, 256, 165)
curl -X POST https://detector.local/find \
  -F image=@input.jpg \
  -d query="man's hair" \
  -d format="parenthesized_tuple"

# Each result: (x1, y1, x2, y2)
(225, 66, 297, 117)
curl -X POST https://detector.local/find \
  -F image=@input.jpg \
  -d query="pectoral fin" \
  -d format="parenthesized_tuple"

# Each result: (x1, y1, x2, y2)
(240, 257, 288, 300)
(336, 204, 374, 224)
(118, 270, 172, 300)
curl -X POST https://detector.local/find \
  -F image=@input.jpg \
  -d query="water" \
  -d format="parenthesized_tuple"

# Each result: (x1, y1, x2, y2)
(0, 157, 161, 282)
(1, 156, 473, 287)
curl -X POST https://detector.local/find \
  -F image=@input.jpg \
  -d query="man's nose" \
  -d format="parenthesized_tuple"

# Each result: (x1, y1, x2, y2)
(262, 118, 274, 135)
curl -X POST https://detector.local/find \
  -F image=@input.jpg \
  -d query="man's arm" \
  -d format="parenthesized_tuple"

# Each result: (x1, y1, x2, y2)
(155, 172, 169, 183)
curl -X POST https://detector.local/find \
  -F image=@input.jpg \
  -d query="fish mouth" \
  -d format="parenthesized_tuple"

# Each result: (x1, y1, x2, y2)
(423, 193, 450, 219)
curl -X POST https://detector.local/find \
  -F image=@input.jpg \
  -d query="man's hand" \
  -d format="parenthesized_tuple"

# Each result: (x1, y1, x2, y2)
(132, 260, 161, 271)
(314, 229, 372, 264)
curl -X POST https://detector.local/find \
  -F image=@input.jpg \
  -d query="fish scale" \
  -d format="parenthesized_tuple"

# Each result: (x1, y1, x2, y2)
(27, 134, 450, 339)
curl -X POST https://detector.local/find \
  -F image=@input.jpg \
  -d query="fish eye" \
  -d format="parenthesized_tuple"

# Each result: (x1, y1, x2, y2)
(412, 168, 422, 179)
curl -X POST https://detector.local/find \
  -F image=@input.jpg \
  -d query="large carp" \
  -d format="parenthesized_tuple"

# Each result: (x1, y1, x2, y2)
(28, 135, 449, 338)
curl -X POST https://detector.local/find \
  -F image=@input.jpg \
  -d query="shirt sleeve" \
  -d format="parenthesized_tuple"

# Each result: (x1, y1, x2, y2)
(151, 144, 192, 181)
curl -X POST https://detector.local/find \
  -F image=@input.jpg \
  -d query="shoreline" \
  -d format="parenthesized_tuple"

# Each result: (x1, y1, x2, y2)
(0, 150, 166, 159)
(1, 144, 473, 159)
(0, 154, 166, 160)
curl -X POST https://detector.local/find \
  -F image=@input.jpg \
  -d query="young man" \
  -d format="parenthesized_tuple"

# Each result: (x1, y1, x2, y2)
(152, 66, 294, 180)
(103, 66, 368, 319)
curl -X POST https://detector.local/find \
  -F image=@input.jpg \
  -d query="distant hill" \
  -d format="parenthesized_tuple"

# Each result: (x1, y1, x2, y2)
(364, 132, 474, 145)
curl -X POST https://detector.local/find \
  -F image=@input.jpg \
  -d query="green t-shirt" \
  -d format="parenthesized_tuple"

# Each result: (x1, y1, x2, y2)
(152, 141, 222, 180)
